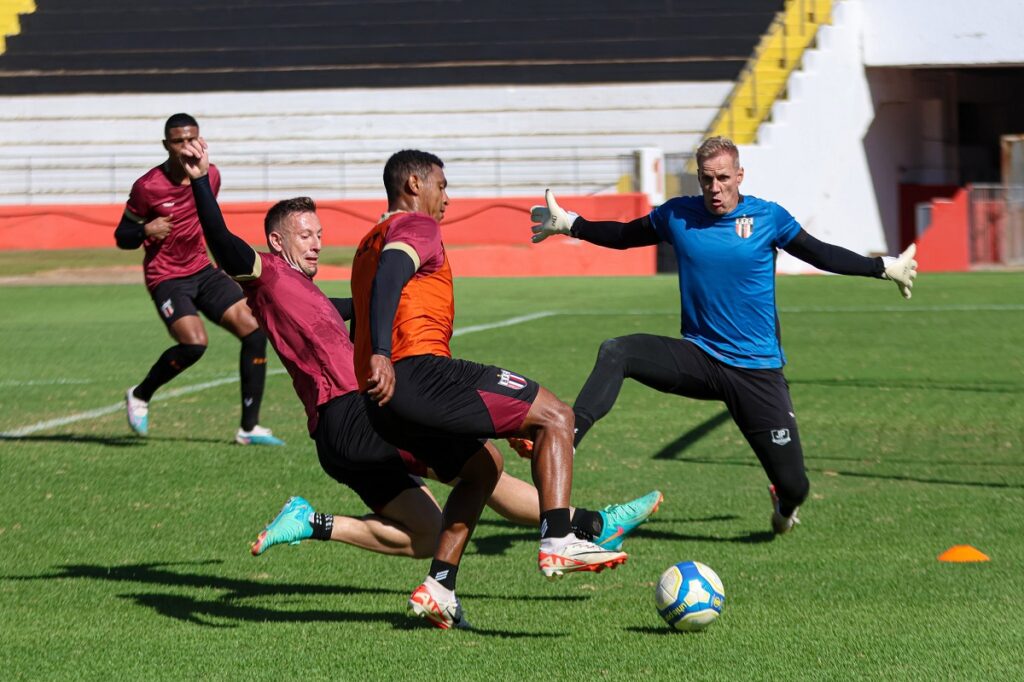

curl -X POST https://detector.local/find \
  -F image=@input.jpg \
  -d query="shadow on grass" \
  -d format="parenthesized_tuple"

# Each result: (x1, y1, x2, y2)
(473, 514, 769, 550)
(652, 411, 732, 460)
(0, 432, 226, 446)
(122, 592, 561, 637)
(9, 561, 571, 637)
(649, 411, 1023, 489)
(791, 377, 1024, 395)
(625, 626, 710, 635)
(0, 432, 145, 447)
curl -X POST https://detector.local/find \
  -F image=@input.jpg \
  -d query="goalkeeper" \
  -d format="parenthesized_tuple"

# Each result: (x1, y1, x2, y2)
(527, 136, 918, 536)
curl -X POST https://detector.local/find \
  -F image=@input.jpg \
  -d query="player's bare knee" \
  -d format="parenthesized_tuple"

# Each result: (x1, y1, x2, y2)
(529, 391, 574, 435)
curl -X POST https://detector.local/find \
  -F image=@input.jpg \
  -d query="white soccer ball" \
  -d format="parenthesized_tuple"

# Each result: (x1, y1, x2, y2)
(654, 560, 725, 631)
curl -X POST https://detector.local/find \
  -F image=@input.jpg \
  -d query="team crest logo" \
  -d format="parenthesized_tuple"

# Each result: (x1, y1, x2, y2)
(498, 369, 527, 391)
(770, 428, 791, 446)
(160, 299, 174, 319)
(735, 216, 754, 239)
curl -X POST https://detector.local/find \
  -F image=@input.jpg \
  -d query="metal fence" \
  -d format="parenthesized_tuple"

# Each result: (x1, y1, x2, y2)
(968, 184, 1024, 267)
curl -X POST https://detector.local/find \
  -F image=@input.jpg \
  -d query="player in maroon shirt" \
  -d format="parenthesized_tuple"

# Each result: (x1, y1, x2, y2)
(178, 139, 659, 629)
(114, 114, 282, 446)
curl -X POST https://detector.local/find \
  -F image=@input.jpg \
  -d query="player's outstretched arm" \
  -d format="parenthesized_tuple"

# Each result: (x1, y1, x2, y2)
(180, 140, 259, 279)
(531, 188, 658, 249)
(783, 231, 917, 299)
(881, 243, 918, 300)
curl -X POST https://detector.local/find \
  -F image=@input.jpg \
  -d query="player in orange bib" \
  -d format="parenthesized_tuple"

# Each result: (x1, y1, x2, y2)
(351, 150, 640, 597)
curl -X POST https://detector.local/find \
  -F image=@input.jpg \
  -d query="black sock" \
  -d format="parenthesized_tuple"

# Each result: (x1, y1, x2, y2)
(239, 330, 267, 431)
(429, 559, 459, 591)
(571, 508, 603, 539)
(135, 343, 206, 401)
(540, 508, 572, 539)
(572, 412, 594, 449)
(310, 513, 333, 540)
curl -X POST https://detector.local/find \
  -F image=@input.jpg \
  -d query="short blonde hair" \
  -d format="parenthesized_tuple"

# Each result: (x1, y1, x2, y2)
(696, 136, 740, 168)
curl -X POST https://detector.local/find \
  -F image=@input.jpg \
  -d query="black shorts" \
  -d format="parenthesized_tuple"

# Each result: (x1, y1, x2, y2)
(364, 354, 540, 474)
(149, 265, 245, 326)
(313, 392, 426, 513)
(621, 335, 797, 437)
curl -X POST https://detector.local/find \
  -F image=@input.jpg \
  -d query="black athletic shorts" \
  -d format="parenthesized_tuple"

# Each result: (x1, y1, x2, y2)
(630, 335, 797, 438)
(149, 265, 245, 326)
(364, 354, 540, 475)
(313, 392, 427, 513)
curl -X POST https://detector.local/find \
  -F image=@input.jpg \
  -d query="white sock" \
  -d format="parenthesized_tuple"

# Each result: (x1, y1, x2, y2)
(424, 575, 455, 602)
(540, 533, 577, 553)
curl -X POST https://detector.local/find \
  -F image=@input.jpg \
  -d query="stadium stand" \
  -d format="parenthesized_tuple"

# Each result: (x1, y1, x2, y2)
(1, 0, 780, 93)
(0, 1, 787, 205)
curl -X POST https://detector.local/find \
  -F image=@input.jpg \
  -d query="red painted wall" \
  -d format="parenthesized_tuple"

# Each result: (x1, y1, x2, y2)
(0, 194, 657, 277)
(916, 188, 970, 272)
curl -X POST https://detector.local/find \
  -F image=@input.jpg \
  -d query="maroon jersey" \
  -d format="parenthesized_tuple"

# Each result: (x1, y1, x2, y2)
(124, 163, 222, 290)
(242, 252, 358, 434)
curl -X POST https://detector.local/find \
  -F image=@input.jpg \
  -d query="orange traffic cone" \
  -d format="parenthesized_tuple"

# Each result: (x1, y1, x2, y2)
(937, 545, 990, 563)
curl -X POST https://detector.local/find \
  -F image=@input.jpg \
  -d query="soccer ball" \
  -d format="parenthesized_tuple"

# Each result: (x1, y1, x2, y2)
(654, 561, 725, 631)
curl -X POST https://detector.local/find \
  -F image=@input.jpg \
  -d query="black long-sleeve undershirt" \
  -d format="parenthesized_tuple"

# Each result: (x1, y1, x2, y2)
(190, 174, 257, 277)
(114, 214, 146, 249)
(569, 215, 659, 249)
(369, 249, 416, 357)
(571, 214, 884, 277)
(782, 229, 885, 277)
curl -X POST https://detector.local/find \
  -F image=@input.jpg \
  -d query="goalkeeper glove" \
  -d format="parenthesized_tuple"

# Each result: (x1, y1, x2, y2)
(881, 243, 918, 300)
(530, 189, 579, 243)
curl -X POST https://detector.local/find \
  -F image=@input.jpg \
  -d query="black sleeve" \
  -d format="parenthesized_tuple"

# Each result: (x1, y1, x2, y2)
(114, 214, 146, 250)
(330, 297, 354, 321)
(369, 249, 416, 357)
(783, 229, 885, 278)
(190, 174, 257, 277)
(569, 215, 660, 249)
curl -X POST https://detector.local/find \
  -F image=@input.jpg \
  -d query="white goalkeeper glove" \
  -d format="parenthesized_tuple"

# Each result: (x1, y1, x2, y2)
(530, 189, 579, 243)
(881, 243, 918, 300)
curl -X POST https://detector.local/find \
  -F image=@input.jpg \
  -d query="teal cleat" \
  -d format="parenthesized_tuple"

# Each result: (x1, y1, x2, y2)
(125, 386, 149, 437)
(251, 496, 313, 556)
(236, 425, 285, 446)
(594, 490, 663, 551)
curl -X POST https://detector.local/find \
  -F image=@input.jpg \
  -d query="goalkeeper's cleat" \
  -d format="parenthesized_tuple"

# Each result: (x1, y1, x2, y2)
(407, 583, 472, 630)
(769, 485, 801, 535)
(251, 496, 313, 556)
(236, 425, 285, 446)
(125, 386, 149, 437)
(505, 437, 534, 460)
(538, 540, 627, 580)
(595, 490, 663, 551)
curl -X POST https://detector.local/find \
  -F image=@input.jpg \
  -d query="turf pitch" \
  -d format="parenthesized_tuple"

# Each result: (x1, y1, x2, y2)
(1, 271, 1021, 680)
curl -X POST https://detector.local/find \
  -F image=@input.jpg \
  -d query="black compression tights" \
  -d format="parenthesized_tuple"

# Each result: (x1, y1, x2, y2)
(572, 335, 685, 448)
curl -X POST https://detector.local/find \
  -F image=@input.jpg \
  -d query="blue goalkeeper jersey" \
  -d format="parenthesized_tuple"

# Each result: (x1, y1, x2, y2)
(649, 194, 802, 369)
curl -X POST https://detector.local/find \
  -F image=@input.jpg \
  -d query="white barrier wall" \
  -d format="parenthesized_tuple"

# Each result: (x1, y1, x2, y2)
(739, 0, 892, 273)
(862, 0, 1024, 67)
(0, 81, 731, 204)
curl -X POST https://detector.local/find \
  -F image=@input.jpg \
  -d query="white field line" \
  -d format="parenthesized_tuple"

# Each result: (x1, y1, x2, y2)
(563, 304, 1024, 315)
(1, 311, 557, 438)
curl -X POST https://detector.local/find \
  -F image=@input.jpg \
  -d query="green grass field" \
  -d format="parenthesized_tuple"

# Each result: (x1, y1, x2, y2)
(1, 271, 1022, 680)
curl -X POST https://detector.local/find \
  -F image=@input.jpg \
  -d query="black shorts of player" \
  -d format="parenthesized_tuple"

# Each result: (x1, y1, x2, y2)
(313, 392, 428, 513)
(149, 265, 245, 326)
(364, 354, 541, 472)
(628, 335, 797, 436)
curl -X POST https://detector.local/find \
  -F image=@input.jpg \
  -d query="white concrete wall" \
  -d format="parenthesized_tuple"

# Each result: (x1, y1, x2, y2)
(739, 0, 895, 273)
(862, 0, 1024, 67)
(0, 81, 731, 204)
